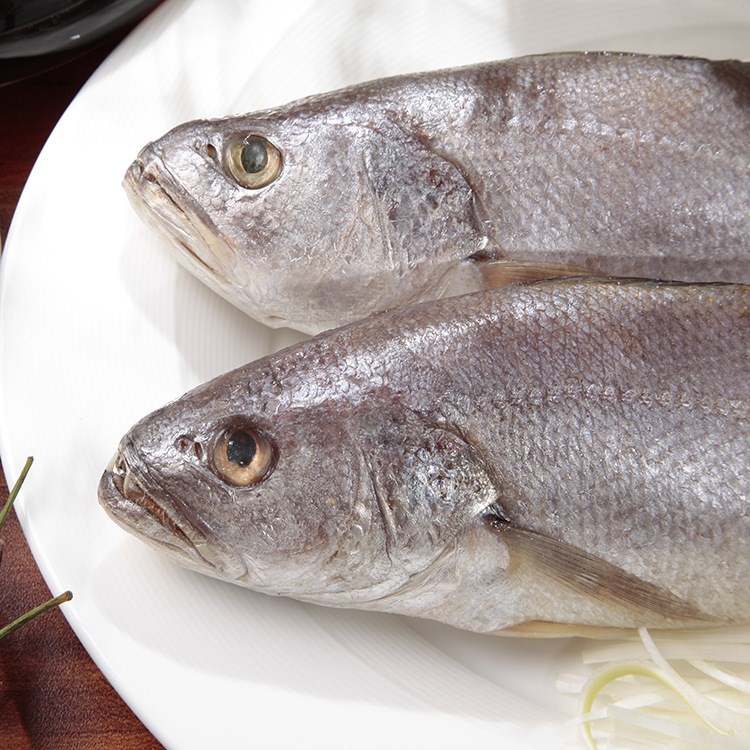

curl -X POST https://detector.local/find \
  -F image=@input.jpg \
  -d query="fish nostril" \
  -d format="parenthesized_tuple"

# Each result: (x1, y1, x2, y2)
(206, 143, 218, 159)
(174, 435, 205, 461)
(143, 170, 158, 183)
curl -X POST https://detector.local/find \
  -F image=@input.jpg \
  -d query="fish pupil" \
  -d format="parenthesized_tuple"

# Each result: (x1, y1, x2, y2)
(226, 430, 257, 467)
(240, 137, 268, 174)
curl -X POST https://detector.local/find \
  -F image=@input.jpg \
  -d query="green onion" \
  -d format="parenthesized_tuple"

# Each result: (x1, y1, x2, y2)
(561, 626, 750, 748)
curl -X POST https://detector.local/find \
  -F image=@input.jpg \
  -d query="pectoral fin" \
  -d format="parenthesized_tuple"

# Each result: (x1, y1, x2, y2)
(497, 620, 640, 639)
(478, 260, 590, 288)
(486, 515, 710, 623)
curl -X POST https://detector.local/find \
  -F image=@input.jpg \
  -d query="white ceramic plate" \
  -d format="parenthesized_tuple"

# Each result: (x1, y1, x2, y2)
(1, 1, 748, 747)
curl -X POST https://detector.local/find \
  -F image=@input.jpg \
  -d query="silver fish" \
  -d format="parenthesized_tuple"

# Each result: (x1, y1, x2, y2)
(123, 52, 750, 334)
(98, 279, 750, 635)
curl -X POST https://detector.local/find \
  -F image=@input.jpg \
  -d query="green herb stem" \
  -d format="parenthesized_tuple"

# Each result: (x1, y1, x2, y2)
(0, 456, 34, 532)
(0, 590, 73, 642)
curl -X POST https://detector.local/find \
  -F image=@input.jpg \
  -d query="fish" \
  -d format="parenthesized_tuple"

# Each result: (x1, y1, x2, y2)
(98, 278, 750, 635)
(123, 52, 750, 334)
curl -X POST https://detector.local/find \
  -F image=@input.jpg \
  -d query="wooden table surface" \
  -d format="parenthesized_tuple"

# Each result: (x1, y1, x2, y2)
(0, 14, 165, 750)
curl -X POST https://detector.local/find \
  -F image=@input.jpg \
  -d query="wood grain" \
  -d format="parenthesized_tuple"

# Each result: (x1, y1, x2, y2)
(0, 13, 165, 750)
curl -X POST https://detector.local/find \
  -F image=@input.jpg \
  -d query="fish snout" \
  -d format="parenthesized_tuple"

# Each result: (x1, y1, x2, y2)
(99, 450, 177, 533)
(125, 158, 149, 187)
(123, 145, 162, 192)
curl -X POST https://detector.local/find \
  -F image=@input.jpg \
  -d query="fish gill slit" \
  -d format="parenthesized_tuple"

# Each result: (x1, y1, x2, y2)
(424, 140, 492, 244)
(360, 154, 396, 268)
(361, 450, 398, 560)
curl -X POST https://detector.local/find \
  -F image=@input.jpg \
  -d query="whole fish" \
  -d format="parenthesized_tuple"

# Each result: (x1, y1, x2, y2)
(98, 279, 750, 634)
(124, 53, 750, 334)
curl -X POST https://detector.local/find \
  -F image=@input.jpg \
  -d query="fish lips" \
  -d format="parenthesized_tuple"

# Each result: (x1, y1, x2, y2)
(98, 450, 246, 581)
(123, 148, 234, 285)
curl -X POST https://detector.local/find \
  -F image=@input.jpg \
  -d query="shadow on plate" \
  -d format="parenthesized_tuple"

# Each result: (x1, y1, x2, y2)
(117, 223, 306, 390)
(92, 534, 575, 724)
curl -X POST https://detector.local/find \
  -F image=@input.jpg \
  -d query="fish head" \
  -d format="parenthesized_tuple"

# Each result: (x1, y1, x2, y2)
(124, 94, 488, 333)
(98, 375, 377, 598)
(98, 334, 500, 610)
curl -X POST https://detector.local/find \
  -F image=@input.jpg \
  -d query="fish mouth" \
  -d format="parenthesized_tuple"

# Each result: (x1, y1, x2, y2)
(98, 451, 246, 580)
(122, 147, 294, 330)
(123, 151, 233, 283)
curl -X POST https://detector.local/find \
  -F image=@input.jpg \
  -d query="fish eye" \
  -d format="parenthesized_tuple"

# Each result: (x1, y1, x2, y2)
(226, 135, 282, 189)
(212, 426, 276, 487)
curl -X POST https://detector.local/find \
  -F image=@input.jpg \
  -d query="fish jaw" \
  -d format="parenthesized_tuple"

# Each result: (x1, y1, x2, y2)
(129, 142, 231, 262)
(98, 449, 247, 582)
(122, 144, 278, 322)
